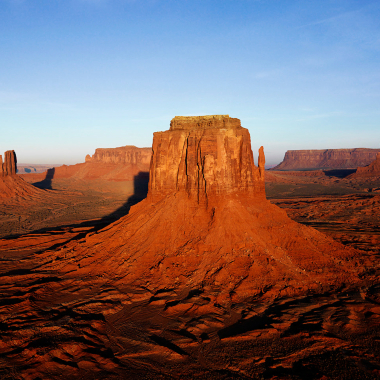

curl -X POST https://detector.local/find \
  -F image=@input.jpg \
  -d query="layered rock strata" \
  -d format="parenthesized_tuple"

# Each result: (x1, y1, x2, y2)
(149, 115, 265, 202)
(274, 148, 380, 170)
(85, 145, 151, 165)
(0, 150, 17, 177)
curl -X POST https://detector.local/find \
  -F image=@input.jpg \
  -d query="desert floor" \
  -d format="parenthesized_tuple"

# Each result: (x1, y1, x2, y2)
(0, 170, 379, 379)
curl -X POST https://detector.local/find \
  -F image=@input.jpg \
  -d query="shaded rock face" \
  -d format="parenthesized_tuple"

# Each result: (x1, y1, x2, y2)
(0, 150, 17, 177)
(351, 152, 380, 178)
(149, 115, 265, 203)
(85, 145, 151, 165)
(274, 148, 380, 170)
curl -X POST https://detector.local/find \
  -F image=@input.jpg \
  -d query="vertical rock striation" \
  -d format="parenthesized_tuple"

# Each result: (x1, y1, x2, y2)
(0, 150, 17, 177)
(148, 115, 265, 203)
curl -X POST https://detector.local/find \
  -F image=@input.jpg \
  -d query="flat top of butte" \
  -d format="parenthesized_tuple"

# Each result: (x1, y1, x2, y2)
(170, 115, 241, 131)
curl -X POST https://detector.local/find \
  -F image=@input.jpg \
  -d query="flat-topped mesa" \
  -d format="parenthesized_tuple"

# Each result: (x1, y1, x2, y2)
(274, 148, 380, 170)
(0, 150, 17, 177)
(149, 115, 265, 203)
(170, 115, 241, 131)
(85, 145, 151, 165)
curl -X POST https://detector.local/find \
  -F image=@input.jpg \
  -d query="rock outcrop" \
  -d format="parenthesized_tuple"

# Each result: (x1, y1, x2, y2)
(0, 150, 46, 199)
(0, 150, 17, 177)
(350, 152, 380, 178)
(85, 145, 151, 165)
(149, 115, 265, 202)
(274, 148, 380, 170)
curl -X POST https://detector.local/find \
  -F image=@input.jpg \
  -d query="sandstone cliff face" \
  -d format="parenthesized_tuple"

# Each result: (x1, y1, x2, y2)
(274, 148, 380, 170)
(149, 115, 265, 203)
(351, 152, 380, 178)
(85, 145, 151, 165)
(0, 150, 17, 177)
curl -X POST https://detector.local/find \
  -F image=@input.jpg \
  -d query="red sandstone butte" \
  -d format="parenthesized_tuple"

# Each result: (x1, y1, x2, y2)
(149, 115, 265, 202)
(274, 148, 380, 170)
(49, 115, 366, 302)
(0, 150, 44, 198)
(0, 150, 17, 177)
(350, 152, 380, 178)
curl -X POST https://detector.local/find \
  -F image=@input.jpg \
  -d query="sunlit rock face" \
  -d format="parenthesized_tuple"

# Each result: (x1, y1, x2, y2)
(149, 115, 265, 203)
(0, 150, 17, 177)
(85, 145, 151, 165)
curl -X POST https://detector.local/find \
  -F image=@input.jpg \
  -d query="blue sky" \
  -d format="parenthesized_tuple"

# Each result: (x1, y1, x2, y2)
(1, 0, 379, 165)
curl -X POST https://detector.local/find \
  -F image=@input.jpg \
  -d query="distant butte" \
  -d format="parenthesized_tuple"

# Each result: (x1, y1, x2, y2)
(85, 145, 151, 165)
(0, 150, 17, 177)
(0, 150, 44, 198)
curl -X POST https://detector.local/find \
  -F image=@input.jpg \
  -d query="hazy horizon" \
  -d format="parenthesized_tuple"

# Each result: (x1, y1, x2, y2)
(1, 0, 379, 166)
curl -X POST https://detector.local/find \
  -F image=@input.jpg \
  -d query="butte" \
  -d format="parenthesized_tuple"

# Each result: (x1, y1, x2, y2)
(0, 150, 44, 198)
(51, 115, 366, 302)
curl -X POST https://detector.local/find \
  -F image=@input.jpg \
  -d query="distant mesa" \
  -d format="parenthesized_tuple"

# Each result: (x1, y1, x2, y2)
(25, 145, 152, 182)
(350, 152, 380, 178)
(0, 150, 17, 177)
(85, 145, 151, 165)
(274, 148, 380, 171)
(59, 115, 365, 301)
(17, 164, 56, 174)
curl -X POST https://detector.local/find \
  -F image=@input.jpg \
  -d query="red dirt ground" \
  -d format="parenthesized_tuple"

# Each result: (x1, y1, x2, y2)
(0, 166, 379, 379)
